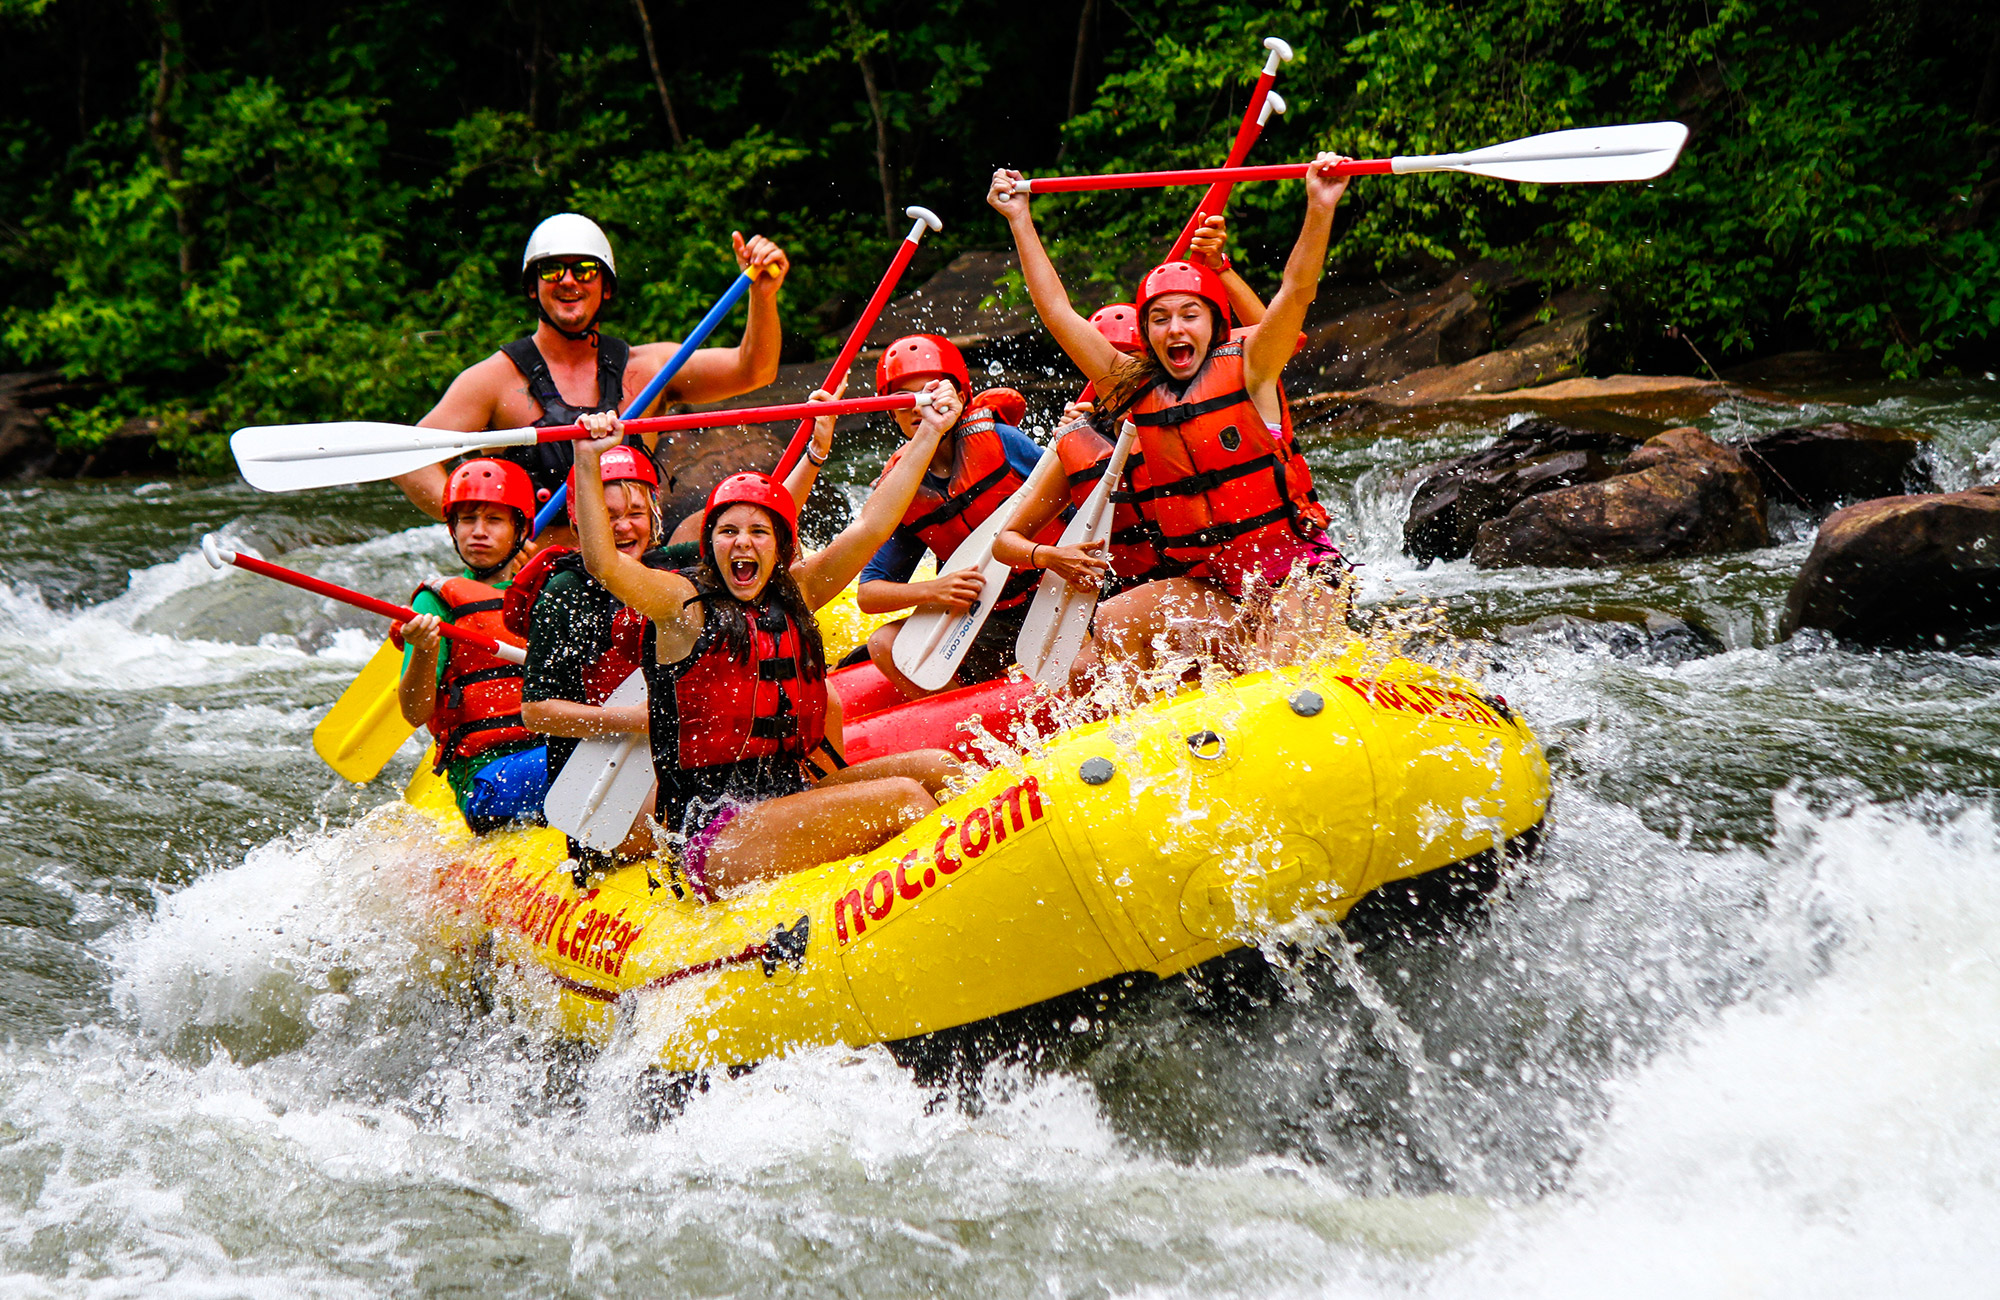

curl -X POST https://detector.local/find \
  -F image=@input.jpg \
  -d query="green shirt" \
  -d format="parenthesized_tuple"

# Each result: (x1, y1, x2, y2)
(403, 571, 536, 818)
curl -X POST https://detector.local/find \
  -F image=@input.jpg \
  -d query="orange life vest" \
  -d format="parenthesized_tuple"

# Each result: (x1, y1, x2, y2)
(1121, 340, 1327, 566)
(880, 394, 1060, 609)
(1054, 419, 1180, 584)
(418, 575, 533, 772)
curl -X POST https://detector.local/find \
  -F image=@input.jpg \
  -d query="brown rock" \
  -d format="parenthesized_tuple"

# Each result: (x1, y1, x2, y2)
(1302, 260, 1521, 388)
(653, 423, 788, 535)
(1403, 418, 1635, 561)
(1471, 427, 1769, 568)
(861, 251, 1036, 348)
(1736, 422, 1935, 512)
(1781, 487, 2000, 644)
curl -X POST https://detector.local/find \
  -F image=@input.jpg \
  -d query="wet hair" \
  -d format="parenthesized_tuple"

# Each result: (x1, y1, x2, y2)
(683, 507, 827, 681)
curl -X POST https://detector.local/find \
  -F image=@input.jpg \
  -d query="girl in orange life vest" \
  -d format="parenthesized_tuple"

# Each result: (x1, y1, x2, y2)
(991, 215, 1281, 683)
(395, 459, 548, 832)
(569, 384, 962, 897)
(857, 333, 1064, 699)
(986, 154, 1353, 679)
(511, 394, 852, 866)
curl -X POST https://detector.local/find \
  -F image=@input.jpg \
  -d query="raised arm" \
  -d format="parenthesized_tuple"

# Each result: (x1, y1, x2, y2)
(573, 419, 701, 652)
(780, 380, 846, 507)
(987, 170, 1124, 386)
(631, 234, 790, 411)
(1244, 153, 1350, 396)
(796, 381, 959, 609)
(1187, 214, 1267, 327)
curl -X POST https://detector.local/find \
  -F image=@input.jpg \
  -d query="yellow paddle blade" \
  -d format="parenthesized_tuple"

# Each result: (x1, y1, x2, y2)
(313, 640, 419, 784)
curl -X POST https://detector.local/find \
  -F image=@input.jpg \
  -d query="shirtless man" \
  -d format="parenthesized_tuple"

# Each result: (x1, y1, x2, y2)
(391, 213, 790, 546)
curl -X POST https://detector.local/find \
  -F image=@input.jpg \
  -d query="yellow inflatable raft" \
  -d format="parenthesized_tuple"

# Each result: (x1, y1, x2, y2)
(409, 647, 1549, 1070)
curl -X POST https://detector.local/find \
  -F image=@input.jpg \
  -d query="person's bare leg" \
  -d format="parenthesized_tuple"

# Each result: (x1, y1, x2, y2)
(817, 748, 960, 799)
(700, 777, 937, 890)
(1068, 577, 1238, 693)
(867, 619, 943, 700)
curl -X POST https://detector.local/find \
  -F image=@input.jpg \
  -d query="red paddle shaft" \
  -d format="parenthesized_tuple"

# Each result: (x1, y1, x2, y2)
(1022, 159, 1392, 195)
(1165, 39, 1291, 261)
(772, 207, 943, 482)
(533, 391, 920, 445)
(200, 538, 527, 664)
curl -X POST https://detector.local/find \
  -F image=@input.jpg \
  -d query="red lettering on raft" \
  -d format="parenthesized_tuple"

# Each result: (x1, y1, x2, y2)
(1336, 675, 1506, 730)
(833, 775, 1050, 947)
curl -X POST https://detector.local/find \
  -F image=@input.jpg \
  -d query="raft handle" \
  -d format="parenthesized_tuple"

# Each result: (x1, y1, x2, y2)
(1186, 730, 1226, 761)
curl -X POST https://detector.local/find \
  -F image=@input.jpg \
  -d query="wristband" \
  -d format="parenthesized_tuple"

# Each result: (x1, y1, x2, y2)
(1032, 544, 1042, 567)
(806, 443, 829, 466)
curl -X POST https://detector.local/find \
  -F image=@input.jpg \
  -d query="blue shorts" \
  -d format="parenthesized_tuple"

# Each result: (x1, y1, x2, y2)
(463, 745, 550, 832)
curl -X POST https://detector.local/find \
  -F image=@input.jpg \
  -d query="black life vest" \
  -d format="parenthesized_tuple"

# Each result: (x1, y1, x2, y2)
(497, 334, 636, 501)
(643, 574, 829, 832)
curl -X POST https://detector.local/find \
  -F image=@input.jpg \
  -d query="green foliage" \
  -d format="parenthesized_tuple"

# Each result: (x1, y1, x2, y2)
(0, 0, 1994, 473)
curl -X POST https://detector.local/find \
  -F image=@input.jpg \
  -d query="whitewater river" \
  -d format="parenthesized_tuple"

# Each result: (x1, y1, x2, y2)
(1, 380, 1996, 1296)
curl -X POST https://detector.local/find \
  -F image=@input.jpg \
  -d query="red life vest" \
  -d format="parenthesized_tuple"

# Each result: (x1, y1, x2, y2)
(878, 393, 1061, 610)
(1122, 340, 1327, 567)
(1054, 419, 1180, 584)
(502, 546, 647, 706)
(418, 575, 533, 772)
(643, 587, 829, 829)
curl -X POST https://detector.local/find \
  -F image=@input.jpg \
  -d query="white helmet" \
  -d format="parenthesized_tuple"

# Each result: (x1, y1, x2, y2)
(521, 213, 616, 279)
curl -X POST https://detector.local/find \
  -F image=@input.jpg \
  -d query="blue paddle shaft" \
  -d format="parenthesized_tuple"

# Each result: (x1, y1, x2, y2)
(532, 269, 756, 534)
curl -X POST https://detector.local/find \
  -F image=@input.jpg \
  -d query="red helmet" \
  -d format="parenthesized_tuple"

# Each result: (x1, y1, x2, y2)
(703, 471, 798, 543)
(444, 458, 536, 534)
(876, 333, 969, 398)
(564, 444, 659, 522)
(1088, 303, 1144, 355)
(1135, 261, 1232, 331)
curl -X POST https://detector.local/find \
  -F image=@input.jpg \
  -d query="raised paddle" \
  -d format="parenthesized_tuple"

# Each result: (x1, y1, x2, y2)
(890, 447, 1059, 693)
(1015, 420, 1136, 687)
(542, 669, 654, 851)
(314, 639, 418, 783)
(1164, 36, 1292, 262)
(533, 264, 762, 534)
(199, 535, 528, 664)
(771, 206, 943, 483)
(232, 391, 930, 493)
(1010, 122, 1691, 193)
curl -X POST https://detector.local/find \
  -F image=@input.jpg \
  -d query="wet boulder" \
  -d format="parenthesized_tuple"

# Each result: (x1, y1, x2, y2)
(1781, 486, 2000, 645)
(1302, 261, 1520, 389)
(1735, 422, 1935, 512)
(1471, 427, 1769, 569)
(1403, 418, 1634, 561)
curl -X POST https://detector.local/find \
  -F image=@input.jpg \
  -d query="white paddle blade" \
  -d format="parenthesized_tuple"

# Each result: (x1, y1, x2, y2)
(1397, 121, 1689, 184)
(1017, 423, 1136, 685)
(231, 422, 538, 492)
(891, 451, 1057, 692)
(542, 671, 655, 851)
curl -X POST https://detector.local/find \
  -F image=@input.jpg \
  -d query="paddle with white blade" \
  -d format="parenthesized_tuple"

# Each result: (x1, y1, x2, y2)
(1010, 121, 1691, 193)
(230, 391, 926, 493)
(542, 669, 655, 852)
(1015, 421, 1136, 687)
(890, 448, 1059, 693)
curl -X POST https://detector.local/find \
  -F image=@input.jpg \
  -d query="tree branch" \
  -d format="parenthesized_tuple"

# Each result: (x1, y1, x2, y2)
(146, 0, 197, 286)
(631, 0, 685, 146)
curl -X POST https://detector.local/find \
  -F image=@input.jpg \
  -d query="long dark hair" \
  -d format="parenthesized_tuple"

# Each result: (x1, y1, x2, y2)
(683, 509, 827, 680)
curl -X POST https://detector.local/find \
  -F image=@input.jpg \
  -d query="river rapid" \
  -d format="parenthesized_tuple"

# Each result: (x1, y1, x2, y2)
(1, 380, 1997, 1297)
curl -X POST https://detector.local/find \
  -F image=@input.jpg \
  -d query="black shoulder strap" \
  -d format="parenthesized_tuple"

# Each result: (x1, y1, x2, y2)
(500, 336, 567, 419)
(595, 336, 631, 411)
